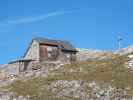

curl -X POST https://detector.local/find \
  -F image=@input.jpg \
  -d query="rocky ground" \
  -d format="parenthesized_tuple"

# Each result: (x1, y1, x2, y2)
(0, 46, 133, 100)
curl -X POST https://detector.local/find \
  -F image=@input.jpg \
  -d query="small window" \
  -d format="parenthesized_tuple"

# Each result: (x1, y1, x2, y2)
(47, 47, 58, 60)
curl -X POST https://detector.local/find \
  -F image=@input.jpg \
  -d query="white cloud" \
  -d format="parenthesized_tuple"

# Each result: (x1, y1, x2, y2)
(6, 10, 78, 24)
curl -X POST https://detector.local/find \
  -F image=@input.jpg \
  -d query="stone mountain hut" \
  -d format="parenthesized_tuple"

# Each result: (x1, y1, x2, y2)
(9, 37, 78, 73)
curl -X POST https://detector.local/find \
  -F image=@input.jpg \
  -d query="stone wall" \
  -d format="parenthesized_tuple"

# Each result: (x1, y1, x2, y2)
(40, 45, 59, 62)
(58, 52, 76, 64)
(24, 40, 40, 61)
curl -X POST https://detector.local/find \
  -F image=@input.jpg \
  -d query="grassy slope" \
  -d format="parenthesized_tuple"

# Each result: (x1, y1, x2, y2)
(5, 54, 133, 98)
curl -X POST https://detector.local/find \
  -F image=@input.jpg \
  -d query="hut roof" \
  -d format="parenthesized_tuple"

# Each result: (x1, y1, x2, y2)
(33, 37, 77, 51)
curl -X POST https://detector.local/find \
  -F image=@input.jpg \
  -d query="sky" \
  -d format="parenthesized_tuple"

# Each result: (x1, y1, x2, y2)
(0, 0, 133, 64)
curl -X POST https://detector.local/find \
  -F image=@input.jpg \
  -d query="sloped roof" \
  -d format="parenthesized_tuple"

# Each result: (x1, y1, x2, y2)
(33, 37, 77, 51)
(9, 59, 34, 64)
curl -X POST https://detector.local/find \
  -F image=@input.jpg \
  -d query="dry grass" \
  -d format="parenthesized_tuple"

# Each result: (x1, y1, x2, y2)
(5, 54, 133, 98)
(52, 54, 133, 91)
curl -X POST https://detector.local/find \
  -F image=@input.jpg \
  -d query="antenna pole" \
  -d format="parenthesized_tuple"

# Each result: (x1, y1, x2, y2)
(117, 33, 123, 50)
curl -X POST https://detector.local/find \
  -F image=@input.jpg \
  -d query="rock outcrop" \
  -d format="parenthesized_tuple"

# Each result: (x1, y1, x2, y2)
(77, 48, 113, 61)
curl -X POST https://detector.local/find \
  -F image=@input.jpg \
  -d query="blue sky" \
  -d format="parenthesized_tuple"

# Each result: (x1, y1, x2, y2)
(0, 0, 133, 64)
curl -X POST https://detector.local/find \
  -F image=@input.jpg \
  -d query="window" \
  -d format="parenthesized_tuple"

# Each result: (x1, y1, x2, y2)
(47, 47, 58, 60)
